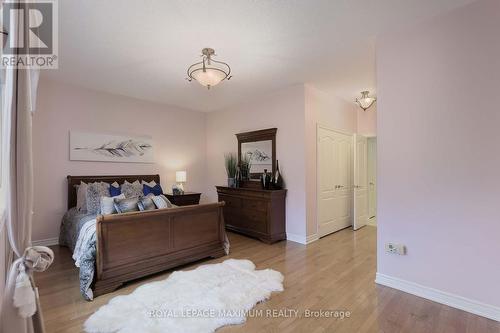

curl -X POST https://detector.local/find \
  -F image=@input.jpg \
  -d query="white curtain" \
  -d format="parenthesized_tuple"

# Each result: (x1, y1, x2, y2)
(0, 2, 53, 333)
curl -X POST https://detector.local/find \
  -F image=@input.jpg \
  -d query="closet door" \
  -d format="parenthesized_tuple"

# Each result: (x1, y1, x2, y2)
(353, 134, 369, 230)
(317, 126, 352, 237)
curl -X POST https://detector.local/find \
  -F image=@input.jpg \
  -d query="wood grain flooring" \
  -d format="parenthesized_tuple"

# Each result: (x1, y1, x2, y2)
(36, 227, 500, 333)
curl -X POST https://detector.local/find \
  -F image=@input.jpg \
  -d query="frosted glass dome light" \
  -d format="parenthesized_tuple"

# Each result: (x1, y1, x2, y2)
(187, 48, 232, 89)
(356, 91, 377, 111)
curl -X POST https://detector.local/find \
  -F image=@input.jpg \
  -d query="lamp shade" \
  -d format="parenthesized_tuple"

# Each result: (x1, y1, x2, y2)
(176, 171, 187, 183)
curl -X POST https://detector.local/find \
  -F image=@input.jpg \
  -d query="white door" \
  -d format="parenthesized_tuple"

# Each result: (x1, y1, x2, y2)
(317, 126, 352, 237)
(367, 138, 377, 219)
(353, 134, 369, 230)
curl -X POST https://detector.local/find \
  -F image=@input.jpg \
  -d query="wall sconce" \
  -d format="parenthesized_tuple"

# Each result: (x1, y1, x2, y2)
(356, 91, 377, 111)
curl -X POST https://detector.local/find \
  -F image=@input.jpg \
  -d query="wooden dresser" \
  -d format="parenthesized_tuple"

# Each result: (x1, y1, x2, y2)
(216, 186, 286, 243)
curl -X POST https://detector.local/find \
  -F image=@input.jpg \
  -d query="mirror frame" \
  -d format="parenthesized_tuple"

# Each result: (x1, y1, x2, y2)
(236, 128, 277, 180)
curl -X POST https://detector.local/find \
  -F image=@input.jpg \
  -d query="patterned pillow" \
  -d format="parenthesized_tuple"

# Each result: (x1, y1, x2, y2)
(114, 197, 140, 214)
(86, 182, 110, 214)
(75, 181, 88, 212)
(151, 194, 173, 209)
(121, 180, 143, 198)
(100, 194, 125, 215)
(141, 180, 157, 187)
(138, 196, 156, 211)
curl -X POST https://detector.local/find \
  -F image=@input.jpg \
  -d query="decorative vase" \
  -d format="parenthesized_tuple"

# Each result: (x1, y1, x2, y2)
(261, 169, 272, 190)
(228, 178, 237, 188)
(272, 160, 283, 189)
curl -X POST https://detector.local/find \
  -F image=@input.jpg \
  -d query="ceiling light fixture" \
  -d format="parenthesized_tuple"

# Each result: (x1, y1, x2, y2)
(356, 91, 376, 111)
(186, 48, 232, 89)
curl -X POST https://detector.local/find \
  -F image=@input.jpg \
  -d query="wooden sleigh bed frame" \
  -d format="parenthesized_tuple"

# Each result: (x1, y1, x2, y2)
(67, 174, 226, 297)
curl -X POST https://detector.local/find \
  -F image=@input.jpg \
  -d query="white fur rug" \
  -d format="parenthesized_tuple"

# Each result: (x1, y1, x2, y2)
(84, 259, 284, 333)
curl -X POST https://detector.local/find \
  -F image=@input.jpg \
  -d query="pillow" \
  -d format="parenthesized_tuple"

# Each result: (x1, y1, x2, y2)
(138, 196, 156, 211)
(86, 182, 110, 214)
(141, 180, 157, 187)
(121, 180, 143, 198)
(143, 183, 163, 196)
(114, 197, 140, 214)
(109, 181, 121, 197)
(75, 181, 88, 211)
(100, 194, 125, 215)
(151, 194, 173, 209)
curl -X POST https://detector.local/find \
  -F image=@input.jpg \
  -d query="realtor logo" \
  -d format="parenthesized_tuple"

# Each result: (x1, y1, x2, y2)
(1, 0, 58, 69)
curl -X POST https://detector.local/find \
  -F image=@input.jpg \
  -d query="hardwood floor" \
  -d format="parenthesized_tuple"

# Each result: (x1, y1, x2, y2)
(37, 227, 500, 333)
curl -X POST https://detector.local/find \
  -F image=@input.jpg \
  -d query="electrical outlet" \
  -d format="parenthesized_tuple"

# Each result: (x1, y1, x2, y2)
(385, 243, 406, 255)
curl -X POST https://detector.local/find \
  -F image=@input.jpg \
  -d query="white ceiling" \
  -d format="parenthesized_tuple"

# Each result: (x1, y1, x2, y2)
(44, 0, 476, 112)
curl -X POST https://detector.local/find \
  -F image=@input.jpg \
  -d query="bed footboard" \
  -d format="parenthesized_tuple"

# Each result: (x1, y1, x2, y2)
(93, 202, 226, 297)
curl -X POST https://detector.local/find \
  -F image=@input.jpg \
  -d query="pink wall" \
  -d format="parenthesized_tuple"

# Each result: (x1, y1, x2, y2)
(357, 104, 377, 137)
(377, 0, 500, 308)
(304, 85, 358, 238)
(205, 85, 307, 239)
(32, 79, 208, 241)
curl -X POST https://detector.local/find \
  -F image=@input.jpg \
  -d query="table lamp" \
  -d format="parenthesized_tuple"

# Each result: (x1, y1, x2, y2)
(175, 171, 187, 193)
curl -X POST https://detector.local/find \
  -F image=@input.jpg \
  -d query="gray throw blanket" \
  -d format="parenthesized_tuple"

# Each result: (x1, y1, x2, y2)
(59, 208, 97, 300)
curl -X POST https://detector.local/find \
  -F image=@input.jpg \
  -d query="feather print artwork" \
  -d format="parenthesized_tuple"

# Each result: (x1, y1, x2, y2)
(70, 132, 154, 163)
(73, 140, 152, 158)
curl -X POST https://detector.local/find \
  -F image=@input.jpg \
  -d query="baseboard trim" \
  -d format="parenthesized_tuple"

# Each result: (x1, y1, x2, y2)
(375, 273, 500, 322)
(32, 237, 59, 247)
(306, 234, 319, 244)
(286, 233, 319, 245)
(286, 233, 306, 244)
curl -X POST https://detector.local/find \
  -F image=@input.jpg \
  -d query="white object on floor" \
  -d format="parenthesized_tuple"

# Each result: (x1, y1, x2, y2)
(84, 259, 284, 333)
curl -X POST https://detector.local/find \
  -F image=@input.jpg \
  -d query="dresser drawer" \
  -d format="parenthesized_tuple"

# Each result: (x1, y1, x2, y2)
(224, 207, 267, 234)
(219, 195, 242, 209)
(240, 209, 268, 233)
(242, 198, 268, 213)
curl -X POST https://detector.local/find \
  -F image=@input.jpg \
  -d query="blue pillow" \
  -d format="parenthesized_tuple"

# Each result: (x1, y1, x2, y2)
(109, 183, 121, 197)
(143, 184, 163, 196)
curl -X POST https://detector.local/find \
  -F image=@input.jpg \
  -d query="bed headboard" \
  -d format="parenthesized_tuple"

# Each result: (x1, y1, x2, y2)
(67, 174, 160, 210)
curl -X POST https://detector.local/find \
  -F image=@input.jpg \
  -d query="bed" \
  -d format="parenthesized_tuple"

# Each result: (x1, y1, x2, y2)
(59, 174, 227, 300)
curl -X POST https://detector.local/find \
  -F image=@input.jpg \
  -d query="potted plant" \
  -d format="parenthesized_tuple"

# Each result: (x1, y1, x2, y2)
(240, 153, 252, 180)
(224, 153, 238, 188)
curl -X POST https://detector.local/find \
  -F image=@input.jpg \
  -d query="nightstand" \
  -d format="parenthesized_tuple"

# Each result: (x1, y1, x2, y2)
(164, 192, 201, 206)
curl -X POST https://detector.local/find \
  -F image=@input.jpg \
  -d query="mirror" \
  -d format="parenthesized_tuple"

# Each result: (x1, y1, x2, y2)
(236, 128, 277, 180)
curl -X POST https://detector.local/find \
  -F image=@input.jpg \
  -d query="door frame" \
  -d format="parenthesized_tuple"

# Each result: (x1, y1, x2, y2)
(316, 124, 354, 237)
(353, 133, 369, 230)
(367, 136, 377, 222)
